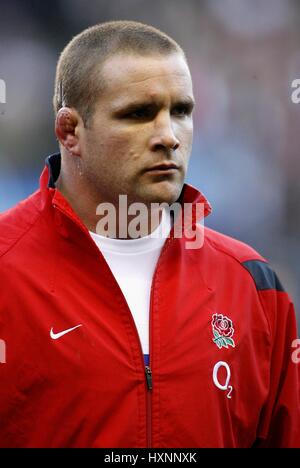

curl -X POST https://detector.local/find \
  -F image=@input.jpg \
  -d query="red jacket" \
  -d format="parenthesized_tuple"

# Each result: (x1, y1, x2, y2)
(0, 153, 299, 448)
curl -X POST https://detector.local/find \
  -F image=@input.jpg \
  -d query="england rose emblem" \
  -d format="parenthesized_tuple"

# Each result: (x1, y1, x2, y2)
(211, 313, 235, 349)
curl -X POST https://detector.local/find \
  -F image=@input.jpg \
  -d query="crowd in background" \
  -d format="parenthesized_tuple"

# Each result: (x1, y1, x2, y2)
(0, 0, 299, 325)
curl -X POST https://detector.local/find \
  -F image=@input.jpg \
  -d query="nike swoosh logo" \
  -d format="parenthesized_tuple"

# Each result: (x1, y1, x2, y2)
(50, 324, 82, 340)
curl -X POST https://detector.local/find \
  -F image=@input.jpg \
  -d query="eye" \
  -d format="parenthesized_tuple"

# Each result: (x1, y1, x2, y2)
(125, 106, 154, 119)
(172, 104, 193, 117)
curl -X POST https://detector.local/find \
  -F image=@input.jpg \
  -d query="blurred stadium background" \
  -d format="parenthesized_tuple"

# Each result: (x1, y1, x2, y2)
(0, 0, 299, 327)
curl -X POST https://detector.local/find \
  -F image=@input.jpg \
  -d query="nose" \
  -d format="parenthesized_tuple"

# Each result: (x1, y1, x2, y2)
(149, 112, 180, 152)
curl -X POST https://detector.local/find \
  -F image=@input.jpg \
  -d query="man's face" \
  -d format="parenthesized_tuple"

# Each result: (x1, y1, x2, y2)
(79, 52, 194, 206)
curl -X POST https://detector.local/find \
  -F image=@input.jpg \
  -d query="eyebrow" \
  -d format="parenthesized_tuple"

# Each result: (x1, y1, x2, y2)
(112, 96, 195, 114)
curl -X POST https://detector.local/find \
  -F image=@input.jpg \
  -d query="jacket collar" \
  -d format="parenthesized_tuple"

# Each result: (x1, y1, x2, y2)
(40, 152, 212, 223)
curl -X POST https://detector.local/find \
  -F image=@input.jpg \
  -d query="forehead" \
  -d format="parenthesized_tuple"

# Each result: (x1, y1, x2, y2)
(99, 53, 193, 103)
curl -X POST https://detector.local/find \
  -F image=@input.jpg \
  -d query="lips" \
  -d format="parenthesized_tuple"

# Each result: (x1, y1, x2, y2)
(146, 162, 179, 172)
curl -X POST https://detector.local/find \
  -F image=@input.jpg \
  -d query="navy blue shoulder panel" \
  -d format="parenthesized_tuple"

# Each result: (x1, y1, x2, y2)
(242, 260, 285, 292)
(45, 153, 61, 188)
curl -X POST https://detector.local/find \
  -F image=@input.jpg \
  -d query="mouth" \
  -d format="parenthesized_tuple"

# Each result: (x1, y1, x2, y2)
(145, 162, 179, 174)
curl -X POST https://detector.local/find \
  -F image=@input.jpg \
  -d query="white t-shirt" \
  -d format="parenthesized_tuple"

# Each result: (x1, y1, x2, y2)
(89, 209, 172, 364)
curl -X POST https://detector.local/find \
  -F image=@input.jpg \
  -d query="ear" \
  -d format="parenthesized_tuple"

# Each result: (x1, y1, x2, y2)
(55, 107, 82, 156)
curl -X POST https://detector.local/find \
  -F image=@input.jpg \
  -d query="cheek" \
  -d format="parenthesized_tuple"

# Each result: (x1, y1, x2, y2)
(108, 129, 150, 168)
(103, 128, 144, 157)
(186, 124, 194, 146)
(177, 122, 193, 150)
(86, 130, 130, 164)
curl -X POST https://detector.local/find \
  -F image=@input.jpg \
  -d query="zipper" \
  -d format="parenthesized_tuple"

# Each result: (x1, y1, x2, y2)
(145, 365, 153, 447)
(53, 201, 174, 448)
(145, 365, 153, 390)
(146, 232, 173, 448)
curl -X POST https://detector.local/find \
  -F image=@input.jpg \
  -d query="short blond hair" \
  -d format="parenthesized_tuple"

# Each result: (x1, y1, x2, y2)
(53, 20, 185, 126)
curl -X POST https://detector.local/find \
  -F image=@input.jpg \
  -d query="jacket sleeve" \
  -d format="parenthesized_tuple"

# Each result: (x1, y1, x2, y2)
(254, 283, 300, 448)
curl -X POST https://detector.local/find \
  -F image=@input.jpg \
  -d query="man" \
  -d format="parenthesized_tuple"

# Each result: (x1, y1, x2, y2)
(0, 21, 299, 448)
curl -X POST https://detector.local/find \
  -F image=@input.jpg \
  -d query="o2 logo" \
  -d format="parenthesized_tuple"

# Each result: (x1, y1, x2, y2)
(291, 339, 300, 364)
(213, 361, 233, 399)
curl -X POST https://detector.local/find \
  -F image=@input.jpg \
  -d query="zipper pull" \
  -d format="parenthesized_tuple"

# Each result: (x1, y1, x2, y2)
(145, 366, 153, 390)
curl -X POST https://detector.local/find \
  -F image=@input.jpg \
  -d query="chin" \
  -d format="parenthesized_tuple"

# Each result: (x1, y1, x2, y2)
(140, 181, 183, 205)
